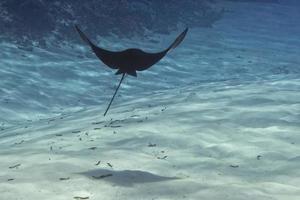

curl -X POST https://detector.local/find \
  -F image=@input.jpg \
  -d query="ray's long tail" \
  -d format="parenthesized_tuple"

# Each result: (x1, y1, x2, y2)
(103, 73, 126, 116)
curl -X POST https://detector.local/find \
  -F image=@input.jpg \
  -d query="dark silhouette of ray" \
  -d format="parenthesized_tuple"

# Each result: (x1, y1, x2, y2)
(75, 25, 188, 116)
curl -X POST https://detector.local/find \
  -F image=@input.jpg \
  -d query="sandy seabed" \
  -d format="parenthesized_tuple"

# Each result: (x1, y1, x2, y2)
(0, 78, 299, 200)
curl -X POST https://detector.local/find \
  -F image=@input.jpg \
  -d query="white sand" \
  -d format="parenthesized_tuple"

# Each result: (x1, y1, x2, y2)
(0, 78, 299, 200)
(0, 1, 300, 200)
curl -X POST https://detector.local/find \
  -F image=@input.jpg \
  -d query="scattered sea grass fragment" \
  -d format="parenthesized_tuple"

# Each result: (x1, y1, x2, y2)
(7, 178, 14, 181)
(148, 143, 157, 147)
(110, 125, 122, 128)
(74, 197, 89, 200)
(48, 118, 55, 124)
(92, 121, 104, 125)
(107, 163, 113, 168)
(92, 174, 113, 179)
(59, 177, 70, 181)
(9, 164, 21, 169)
(104, 119, 125, 128)
(110, 119, 123, 124)
(14, 140, 25, 145)
(95, 161, 101, 166)
(230, 165, 239, 168)
(157, 156, 168, 160)
(89, 147, 97, 150)
(257, 155, 262, 160)
(55, 134, 63, 137)
(72, 130, 81, 133)
(93, 127, 101, 130)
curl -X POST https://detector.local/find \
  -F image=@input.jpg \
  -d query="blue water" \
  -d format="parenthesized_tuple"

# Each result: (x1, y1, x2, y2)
(0, 1, 299, 123)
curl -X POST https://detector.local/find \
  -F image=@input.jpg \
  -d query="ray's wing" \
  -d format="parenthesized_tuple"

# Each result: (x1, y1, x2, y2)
(75, 25, 119, 69)
(135, 50, 167, 71)
(136, 28, 188, 71)
(167, 28, 188, 51)
(75, 25, 188, 72)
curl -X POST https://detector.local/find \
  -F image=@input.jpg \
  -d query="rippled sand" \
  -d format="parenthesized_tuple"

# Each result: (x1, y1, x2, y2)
(0, 78, 300, 200)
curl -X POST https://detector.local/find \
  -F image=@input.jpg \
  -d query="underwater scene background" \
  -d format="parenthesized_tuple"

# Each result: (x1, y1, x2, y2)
(0, 0, 299, 199)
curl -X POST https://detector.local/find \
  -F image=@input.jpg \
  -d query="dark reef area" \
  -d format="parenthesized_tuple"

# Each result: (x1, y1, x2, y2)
(0, 0, 224, 48)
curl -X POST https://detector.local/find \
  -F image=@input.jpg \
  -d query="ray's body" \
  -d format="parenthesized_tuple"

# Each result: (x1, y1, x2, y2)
(75, 25, 188, 116)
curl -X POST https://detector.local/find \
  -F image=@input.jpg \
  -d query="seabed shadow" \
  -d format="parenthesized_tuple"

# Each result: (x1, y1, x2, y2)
(79, 169, 179, 187)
